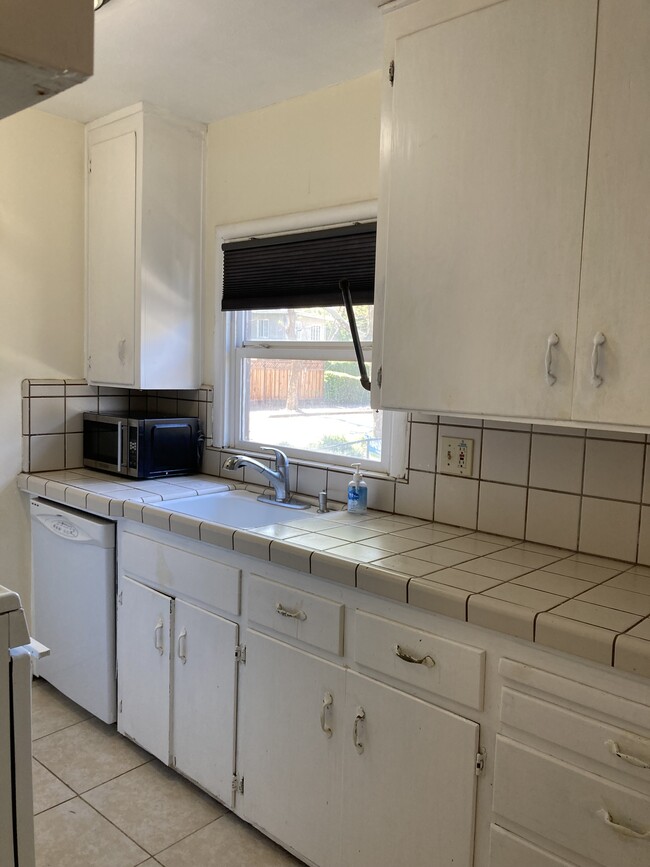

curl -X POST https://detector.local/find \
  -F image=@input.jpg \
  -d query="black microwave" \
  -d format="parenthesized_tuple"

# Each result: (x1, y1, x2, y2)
(83, 413, 204, 479)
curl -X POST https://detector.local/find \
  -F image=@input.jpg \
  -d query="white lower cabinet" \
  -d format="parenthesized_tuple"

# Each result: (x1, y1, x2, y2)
(117, 574, 238, 806)
(237, 631, 479, 867)
(237, 631, 345, 867)
(493, 658, 650, 867)
(115, 525, 650, 867)
(341, 671, 479, 867)
(117, 577, 171, 765)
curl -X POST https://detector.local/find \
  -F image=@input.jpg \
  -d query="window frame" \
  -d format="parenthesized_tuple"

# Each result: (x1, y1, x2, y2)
(213, 203, 407, 477)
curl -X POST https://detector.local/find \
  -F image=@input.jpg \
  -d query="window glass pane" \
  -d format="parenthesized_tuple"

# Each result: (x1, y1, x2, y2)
(244, 306, 373, 342)
(241, 358, 382, 462)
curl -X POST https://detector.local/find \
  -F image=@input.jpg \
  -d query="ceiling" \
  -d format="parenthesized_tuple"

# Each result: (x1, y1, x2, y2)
(43, 0, 386, 125)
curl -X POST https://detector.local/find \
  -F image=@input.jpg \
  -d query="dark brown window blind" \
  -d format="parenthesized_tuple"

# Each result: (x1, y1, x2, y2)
(221, 222, 376, 311)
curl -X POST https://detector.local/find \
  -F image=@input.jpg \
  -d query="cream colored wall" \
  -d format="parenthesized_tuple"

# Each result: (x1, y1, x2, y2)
(202, 71, 381, 377)
(0, 108, 85, 615)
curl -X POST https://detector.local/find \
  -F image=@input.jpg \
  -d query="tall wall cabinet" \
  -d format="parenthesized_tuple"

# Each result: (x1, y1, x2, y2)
(372, 0, 650, 429)
(85, 104, 204, 389)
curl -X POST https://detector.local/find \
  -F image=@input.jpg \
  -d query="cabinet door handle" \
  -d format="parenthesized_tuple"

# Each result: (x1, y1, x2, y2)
(605, 739, 650, 770)
(177, 628, 187, 664)
(394, 644, 435, 668)
(320, 692, 333, 738)
(545, 333, 559, 386)
(154, 618, 164, 655)
(276, 602, 307, 621)
(353, 707, 366, 755)
(596, 809, 650, 840)
(591, 332, 606, 387)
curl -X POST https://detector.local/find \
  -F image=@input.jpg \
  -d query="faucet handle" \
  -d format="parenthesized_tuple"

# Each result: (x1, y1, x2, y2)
(261, 446, 289, 470)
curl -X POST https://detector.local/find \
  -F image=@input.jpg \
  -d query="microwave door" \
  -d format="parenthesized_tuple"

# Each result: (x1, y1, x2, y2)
(83, 418, 123, 474)
(146, 421, 198, 477)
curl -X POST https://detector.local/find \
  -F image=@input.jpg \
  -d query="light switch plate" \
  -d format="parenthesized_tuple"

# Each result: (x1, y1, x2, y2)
(439, 436, 474, 476)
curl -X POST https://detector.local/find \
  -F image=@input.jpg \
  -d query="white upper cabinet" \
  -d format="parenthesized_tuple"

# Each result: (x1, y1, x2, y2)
(374, 0, 597, 420)
(571, 1, 650, 426)
(374, 0, 650, 429)
(86, 104, 204, 390)
(0, 0, 93, 119)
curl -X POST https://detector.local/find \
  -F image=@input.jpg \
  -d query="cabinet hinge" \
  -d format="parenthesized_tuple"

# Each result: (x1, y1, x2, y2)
(388, 60, 395, 86)
(119, 699, 122, 714)
(475, 748, 486, 776)
(235, 644, 246, 664)
(117, 590, 122, 606)
(88, 158, 92, 173)
(377, 366, 383, 388)
(232, 774, 244, 794)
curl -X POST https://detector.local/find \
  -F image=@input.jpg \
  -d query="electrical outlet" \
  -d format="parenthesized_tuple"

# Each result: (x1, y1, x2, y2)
(439, 436, 474, 476)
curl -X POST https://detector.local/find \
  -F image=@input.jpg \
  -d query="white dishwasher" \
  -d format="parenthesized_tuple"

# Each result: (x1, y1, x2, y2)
(31, 498, 117, 723)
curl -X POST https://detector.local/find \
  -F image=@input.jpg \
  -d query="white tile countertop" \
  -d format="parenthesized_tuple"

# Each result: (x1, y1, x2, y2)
(17, 469, 650, 680)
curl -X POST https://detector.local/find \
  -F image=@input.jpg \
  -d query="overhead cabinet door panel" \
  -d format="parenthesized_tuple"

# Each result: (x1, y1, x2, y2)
(87, 131, 137, 386)
(379, 0, 596, 418)
(571, 0, 650, 426)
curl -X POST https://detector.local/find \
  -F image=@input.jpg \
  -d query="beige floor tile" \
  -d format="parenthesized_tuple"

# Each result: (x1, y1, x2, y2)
(156, 813, 304, 867)
(34, 798, 148, 867)
(32, 759, 75, 815)
(33, 718, 150, 793)
(31, 679, 91, 740)
(84, 761, 225, 855)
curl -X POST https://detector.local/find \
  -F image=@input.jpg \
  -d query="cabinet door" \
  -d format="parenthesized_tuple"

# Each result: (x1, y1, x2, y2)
(237, 631, 345, 867)
(571, 1, 650, 426)
(172, 599, 238, 806)
(117, 576, 171, 763)
(341, 671, 479, 867)
(378, 0, 596, 418)
(87, 129, 137, 386)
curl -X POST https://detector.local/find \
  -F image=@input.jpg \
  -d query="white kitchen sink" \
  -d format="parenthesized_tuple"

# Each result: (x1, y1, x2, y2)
(159, 490, 313, 529)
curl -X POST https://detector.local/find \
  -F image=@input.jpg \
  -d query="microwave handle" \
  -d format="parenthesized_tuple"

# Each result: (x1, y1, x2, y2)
(117, 421, 124, 473)
(197, 429, 205, 468)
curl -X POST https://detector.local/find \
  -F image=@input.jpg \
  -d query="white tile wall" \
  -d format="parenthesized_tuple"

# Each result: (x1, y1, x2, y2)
(22, 382, 650, 567)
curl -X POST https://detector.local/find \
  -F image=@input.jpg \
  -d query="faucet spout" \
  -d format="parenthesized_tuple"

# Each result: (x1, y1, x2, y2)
(222, 447, 291, 503)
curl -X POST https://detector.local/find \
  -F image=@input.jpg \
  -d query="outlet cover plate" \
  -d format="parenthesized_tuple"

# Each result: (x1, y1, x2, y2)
(440, 436, 474, 476)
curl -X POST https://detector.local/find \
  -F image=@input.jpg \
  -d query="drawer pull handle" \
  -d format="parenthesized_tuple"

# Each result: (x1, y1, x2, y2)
(178, 628, 187, 664)
(320, 692, 333, 738)
(353, 707, 366, 755)
(276, 602, 307, 621)
(545, 332, 559, 386)
(597, 809, 650, 840)
(394, 645, 435, 668)
(605, 739, 650, 770)
(154, 618, 164, 655)
(591, 331, 606, 387)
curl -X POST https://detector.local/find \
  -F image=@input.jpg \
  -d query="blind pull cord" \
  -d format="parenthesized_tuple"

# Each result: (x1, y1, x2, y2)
(340, 278, 371, 391)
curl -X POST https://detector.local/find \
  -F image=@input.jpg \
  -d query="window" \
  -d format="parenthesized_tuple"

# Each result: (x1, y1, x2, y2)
(215, 206, 406, 475)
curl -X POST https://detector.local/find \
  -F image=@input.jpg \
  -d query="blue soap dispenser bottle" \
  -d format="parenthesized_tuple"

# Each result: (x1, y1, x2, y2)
(347, 463, 368, 514)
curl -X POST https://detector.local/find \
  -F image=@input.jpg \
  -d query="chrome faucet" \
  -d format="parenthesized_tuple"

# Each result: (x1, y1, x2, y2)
(223, 446, 292, 504)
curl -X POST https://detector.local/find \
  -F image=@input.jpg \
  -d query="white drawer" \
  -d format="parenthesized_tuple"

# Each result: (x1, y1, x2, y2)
(121, 531, 240, 615)
(489, 824, 576, 867)
(493, 736, 650, 867)
(354, 610, 485, 711)
(501, 687, 650, 787)
(247, 574, 344, 656)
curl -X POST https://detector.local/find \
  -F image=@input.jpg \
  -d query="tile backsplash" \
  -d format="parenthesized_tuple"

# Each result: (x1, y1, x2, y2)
(21, 380, 650, 566)
(21, 379, 213, 474)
